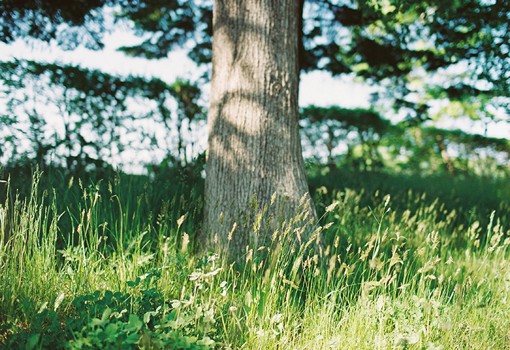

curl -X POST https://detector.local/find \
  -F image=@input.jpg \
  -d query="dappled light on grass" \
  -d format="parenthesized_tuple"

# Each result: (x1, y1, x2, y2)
(0, 171, 509, 349)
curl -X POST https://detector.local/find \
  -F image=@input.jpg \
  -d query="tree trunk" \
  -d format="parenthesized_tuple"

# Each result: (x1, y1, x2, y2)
(326, 125, 336, 170)
(201, 0, 315, 256)
(435, 134, 455, 174)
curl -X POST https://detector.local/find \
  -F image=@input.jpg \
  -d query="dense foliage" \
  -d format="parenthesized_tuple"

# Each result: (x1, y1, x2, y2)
(0, 59, 205, 171)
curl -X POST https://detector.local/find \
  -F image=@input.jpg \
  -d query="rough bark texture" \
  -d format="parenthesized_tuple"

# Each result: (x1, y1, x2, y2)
(202, 0, 315, 256)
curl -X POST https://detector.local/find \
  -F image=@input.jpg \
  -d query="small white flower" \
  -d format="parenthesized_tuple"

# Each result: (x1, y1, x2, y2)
(270, 313, 283, 324)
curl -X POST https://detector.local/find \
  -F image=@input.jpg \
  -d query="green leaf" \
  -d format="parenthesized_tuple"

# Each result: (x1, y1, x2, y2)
(101, 307, 112, 322)
(197, 336, 215, 347)
(26, 334, 41, 350)
(143, 309, 161, 324)
(127, 277, 141, 287)
(127, 314, 143, 332)
(104, 323, 119, 340)
(90, 318, 104, 327)
(125, 332, 141, 345)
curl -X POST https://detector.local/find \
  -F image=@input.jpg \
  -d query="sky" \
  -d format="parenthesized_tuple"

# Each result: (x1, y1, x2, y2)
(0, 32, 374, 109)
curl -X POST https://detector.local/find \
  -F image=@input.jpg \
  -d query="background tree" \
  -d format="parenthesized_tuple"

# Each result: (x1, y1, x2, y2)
(0, 60, 204, 174)
(301, 106, 390, 171)
(299, 105, 510, 177)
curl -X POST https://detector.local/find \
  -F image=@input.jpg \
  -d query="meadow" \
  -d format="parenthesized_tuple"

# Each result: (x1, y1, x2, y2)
(0, 166, 509, 349)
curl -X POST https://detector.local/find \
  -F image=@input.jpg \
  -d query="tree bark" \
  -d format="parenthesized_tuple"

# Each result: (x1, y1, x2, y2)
(435, 134, 455, 174)
(201, 0, 315, 257)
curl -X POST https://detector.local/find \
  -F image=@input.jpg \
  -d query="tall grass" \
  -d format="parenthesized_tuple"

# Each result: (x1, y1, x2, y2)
(0, 169, 509, 349)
